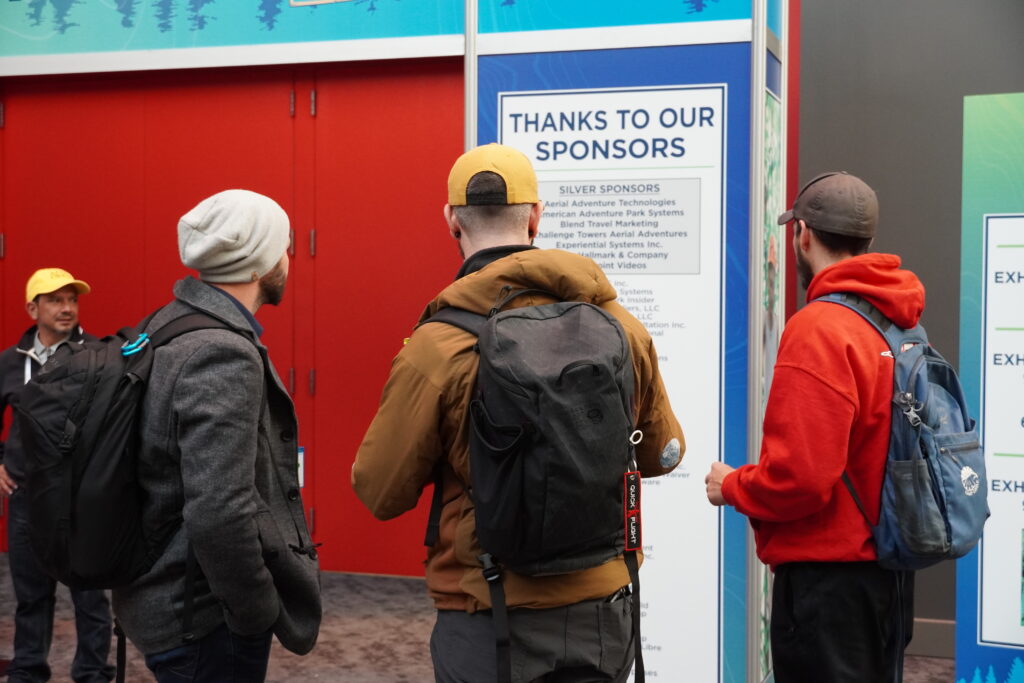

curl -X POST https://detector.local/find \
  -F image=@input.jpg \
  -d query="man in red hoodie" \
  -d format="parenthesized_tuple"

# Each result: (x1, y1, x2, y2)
(705, 172, 924, 682)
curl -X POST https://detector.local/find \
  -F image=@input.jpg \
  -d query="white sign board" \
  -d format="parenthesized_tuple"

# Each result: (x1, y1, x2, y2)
(980, 214, 1024, 647)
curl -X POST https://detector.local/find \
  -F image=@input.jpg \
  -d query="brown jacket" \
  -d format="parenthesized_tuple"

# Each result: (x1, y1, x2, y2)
(353, 248, 684, 612)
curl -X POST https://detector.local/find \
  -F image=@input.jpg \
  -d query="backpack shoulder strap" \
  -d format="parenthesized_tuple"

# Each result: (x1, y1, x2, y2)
(419, 307, 482, 547)
(813, 292, 910, 354)
(119, 312, 238, 359)
(816, 293, 893, 530)
(420, 307, 486, 338)
(841, 471, 872, 527)
(418, 305, 499, 547)
(815, 292, 892, 334)
(148, 313, 235, 348)
(817, 292, 933, 531)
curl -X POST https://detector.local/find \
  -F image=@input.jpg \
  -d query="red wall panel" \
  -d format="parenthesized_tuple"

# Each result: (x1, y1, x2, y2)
(1, 76, 148, 342)
(137, 68, 300, 380)
(311, 58, 463, 574)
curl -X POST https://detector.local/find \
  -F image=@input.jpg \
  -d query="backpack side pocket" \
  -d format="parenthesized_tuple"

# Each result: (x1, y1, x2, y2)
(889, 457, 949, 556)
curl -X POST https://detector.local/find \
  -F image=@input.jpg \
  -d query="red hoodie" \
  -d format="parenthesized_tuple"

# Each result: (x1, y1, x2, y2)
(721, 253, 925, 567)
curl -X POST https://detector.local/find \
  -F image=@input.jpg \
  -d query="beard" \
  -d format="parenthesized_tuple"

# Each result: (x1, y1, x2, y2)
(258, 262, 287, 307)
(795, 246, 814, 291)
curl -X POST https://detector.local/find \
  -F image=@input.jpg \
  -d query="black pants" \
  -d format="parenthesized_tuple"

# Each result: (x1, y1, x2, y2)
(7, 489, 115, 683)
(771, 561, 914, 683)
(144, 622, 273, 683)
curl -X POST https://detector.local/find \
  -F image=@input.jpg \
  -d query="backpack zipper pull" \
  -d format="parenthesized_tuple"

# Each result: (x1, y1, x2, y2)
(489, 285, 513, 317)
(896, 392, 923, 427)
(58, 418, 77, 452)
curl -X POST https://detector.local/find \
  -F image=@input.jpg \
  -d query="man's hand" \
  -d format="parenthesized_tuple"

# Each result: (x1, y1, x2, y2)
(705, 461, 734, 506)
(0, 464, 17, 496)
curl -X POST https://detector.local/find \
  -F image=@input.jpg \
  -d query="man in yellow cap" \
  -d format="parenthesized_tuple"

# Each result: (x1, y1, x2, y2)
(0, 268, 115, 682)
(353, 144, 685, 682)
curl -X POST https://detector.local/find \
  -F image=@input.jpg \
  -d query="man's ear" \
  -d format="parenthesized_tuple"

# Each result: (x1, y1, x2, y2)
(25, 301, 38, 322)
(527, 201, 544, 240)
(796, 220, 812, 252)
(444, 204, 461, 239)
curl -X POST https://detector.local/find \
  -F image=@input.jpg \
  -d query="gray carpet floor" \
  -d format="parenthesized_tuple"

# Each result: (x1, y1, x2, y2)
(0, 558, 954, 681)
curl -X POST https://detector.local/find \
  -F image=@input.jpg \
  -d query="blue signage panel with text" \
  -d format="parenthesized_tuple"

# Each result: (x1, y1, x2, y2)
(478, 43, 751, 681)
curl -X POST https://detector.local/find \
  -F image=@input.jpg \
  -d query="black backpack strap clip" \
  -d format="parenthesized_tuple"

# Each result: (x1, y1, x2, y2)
(480, 552, 503, 584)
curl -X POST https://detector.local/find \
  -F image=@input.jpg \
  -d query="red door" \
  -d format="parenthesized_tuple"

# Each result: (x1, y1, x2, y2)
(310, 57, 463, 574)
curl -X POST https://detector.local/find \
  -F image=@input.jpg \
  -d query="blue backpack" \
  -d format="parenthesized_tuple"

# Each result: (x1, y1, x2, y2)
(818, 293, 989, 571)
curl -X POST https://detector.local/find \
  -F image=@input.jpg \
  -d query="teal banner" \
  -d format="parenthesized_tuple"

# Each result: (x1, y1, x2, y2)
(480, 0, 751, 34)
(766, 0, 781, 38)
(0, 0, 462, 56)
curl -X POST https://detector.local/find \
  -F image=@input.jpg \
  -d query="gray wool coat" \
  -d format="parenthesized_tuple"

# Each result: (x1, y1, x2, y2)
(112, 276, 321, 656)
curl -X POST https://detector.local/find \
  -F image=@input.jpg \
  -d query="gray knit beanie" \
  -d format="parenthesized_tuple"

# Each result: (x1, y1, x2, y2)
(178, 189, 290, 283)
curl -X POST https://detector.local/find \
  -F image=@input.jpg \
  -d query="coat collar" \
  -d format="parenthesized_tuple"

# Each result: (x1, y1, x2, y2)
(173, 276, 260, 339)
(15, 324, 87, 353)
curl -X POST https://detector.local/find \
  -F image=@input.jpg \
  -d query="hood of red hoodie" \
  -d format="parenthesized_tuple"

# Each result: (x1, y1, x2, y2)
(806, 253, 926, 329)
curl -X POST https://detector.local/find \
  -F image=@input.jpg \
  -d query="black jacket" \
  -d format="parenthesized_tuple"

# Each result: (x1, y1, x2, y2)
(0, 325, 91, 485)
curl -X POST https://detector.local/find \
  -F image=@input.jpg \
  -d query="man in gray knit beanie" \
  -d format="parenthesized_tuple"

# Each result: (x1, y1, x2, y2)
(178, 188, 292, 302)
(112, 189, 321, 682)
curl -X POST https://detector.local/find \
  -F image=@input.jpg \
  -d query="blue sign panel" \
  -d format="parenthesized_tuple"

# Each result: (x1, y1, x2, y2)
(478, 42, 751, 682)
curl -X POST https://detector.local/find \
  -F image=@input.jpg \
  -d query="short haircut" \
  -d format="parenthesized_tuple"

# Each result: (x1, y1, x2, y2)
(799, 221, 872, 256)
(452, 172, 532, 232)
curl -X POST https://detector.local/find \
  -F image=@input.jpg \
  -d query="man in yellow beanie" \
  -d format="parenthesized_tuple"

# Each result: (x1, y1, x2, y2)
(0, 268, 115, 682)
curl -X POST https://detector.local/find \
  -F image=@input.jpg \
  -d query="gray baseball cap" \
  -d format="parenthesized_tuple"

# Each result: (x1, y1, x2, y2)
(777, 171, 878, 238)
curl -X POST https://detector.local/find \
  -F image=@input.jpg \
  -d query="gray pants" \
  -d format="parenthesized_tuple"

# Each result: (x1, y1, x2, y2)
(431, 594, 634, 683)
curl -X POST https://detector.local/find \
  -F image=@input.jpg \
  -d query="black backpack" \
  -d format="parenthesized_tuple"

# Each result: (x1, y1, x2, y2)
(425, 287, 646, 683)
(14, 311, 230, 590)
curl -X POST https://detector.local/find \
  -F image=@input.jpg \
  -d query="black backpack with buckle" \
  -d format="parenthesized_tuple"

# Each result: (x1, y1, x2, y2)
(424, 287, 647, 683)
(16, 311, 231, 591)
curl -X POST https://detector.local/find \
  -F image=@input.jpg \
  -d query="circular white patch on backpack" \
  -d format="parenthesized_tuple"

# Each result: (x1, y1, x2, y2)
(660, 438, 681, 468)
(961, 466, 980, 497)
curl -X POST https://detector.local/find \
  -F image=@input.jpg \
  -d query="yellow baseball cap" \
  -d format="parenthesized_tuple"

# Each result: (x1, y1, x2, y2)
(447, 143, 539, 206)
(25, 268, 91, 303)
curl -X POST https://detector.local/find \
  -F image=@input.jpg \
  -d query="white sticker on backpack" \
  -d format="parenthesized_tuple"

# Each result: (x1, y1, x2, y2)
(660, 438, 681, 468)
(961, 466, 980, 496)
